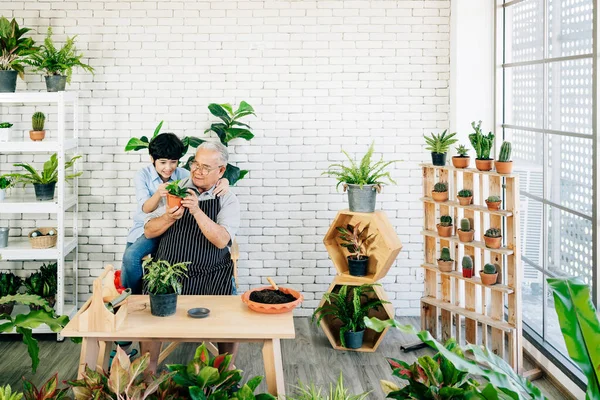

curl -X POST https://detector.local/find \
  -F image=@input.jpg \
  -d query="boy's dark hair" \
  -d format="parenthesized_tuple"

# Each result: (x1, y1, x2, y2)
(148, 133, 185, 161)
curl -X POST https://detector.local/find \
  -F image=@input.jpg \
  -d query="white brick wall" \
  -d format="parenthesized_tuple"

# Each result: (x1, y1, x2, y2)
(1, 0, 450, 317)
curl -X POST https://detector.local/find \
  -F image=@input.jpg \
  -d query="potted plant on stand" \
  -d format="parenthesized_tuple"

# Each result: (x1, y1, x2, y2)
(24, 27, 94, 92)
(0, 17, 37, 93)
(437, 247, 454, 272)
(312, 283, 389, 349)
(336, 223, 375, 277)
(468, 121, 495, 171)
(483, 228, 502, 249)
(143, 257, 189, 317)
(457, 189, 472, 206)
(480, 263, 498, 285)
(436, 215, 453, 237)
(452, 144, 470, 168)
(431, 181, 448, 202)
(29, 111, 46, 141)
(457, 218, 474, 242)
(485, 195, 502, 211)
(323, 142, 397, 213)
(462, 256, 473, 278)
(0, 175, 13, 201)
(495, 141, 513, 174)
(424, 130, 457, 166)
(0, 272, 22, 315)
(165, 179, 188, 208)
(0, 122, 12, 142)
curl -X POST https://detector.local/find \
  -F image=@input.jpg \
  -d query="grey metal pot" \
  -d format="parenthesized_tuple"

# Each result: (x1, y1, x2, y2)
(0, 71, 18, 93)
(0, 227, 9, 248)
(346, 184, 379, 213)
(45, 75, 67, 92)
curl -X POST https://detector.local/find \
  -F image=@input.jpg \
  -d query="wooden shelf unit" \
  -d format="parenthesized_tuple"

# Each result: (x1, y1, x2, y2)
(420, 164, 523, 372)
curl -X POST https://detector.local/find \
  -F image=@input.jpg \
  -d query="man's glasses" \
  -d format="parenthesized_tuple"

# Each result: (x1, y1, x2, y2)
(190, 161, 223, 175)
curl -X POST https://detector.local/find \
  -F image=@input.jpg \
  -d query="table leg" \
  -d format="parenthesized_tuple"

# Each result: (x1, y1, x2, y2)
(78, 337, 100, 378)
(141, 341, 162, 376)
(262, 339, 285, 397)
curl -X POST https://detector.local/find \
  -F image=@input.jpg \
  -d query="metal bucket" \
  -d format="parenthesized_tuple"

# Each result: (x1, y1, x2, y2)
(0, 71, 17, 93)
(0, 227, 9, 248)
(346, 184, 378, 213)
(45, 75, 67, 92)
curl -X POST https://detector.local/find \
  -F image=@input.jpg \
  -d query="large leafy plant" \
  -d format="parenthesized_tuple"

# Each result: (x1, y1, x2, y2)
(0, 17, 37, 77)
(424, 130, 458, 154)
(9, 153, 82, 185)
(24, 262, 57, 305)
(142, 258, 189, 295)
(312, 284, 389, 348)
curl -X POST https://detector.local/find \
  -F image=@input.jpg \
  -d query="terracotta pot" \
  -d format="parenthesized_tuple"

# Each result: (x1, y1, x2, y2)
(457, 196, 472, 206)
(431, 191, 448, 202)
(475, 158, 493, 171)
(480, 271, 498, 285)
(457, 229, 474, 242)
(462, 268, 473, 278)
(436, 224, 453, 238)
(29, 130, 45, 141)
(241, 286, 304, 314)
(167, 193, 183, 208)
(484, 235, 502, 249)
(495, 161, 513, 174)
(485, 200, 501, 211)
(437, 259, 454, 272)
(452, 156, 470, 169)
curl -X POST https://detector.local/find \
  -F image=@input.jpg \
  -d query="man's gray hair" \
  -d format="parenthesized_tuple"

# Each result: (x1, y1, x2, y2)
(199, 141, 228, 166)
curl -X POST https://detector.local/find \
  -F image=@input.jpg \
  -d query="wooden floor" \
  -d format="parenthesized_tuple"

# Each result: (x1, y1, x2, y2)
(0, 317, 569, 399)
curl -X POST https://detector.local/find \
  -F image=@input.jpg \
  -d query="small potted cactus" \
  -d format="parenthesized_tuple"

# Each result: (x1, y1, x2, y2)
(457, 188, 473, 206)
(480, 263, 498, 285)
(451, 144, 470, 168)
(485, 195, 502, 211)
(0, 122, 13, 142)
(469, 120, 495, 171)
(30, 112, 46, 141)
(457, 218, 474, 242)
(484, 227, 502, 249)
(431, 181, 448, 202)
(462, 255, 474, 278)
(436, 215, 453, 237)
(437, 247, 454, 272)
(495, 141, 512, 174)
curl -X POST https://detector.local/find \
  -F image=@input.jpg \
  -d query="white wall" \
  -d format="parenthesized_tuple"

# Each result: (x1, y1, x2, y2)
(0, 0, 451, 316)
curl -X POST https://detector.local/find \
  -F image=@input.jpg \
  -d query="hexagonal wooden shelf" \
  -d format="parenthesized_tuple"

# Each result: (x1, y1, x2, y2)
(323, 210, 402, 282)
(317, 275, 395, 352)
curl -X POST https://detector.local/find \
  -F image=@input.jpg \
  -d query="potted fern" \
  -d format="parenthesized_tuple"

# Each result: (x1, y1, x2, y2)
(0, 272, 22, 315)
(424, 130, 457, 166)
(143, 258, 189, 317)
(452, 144, 470, 168)
(323, 142, 397, 213)
(336, 223, 375, 277)
(312, 283, 389, 349)
(30, 111, 46, 141)
(468, 120, 495, 171)
(0, 17, 37, 93)
(495, 141, 513, 174)
(165, 179, 189, 208)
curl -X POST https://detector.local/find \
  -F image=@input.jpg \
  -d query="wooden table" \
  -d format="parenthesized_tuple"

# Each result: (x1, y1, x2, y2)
(62, 295, 296, 396)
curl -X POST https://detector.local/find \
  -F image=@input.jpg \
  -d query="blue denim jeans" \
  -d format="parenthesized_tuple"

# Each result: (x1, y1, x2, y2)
(122, 235, 159, 294)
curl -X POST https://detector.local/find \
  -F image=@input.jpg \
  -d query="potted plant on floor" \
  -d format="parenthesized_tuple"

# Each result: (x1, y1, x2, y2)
(312, 283, 389, 349)
(0, 272, 22, 315)
(457, 218, 474, 242)
(480, 263, 498, 285)
(436, 215, 453, 238)
(457, 189, 472, 206)
(437, 247, 454, 272)
(29, 111, 45, 141)
(8, 153, 82, 201)
(0, 175, 14, 201)
(24, 262, 57, 309)
(431, 181, 448, 202)
(336, 223, 375, 277)
(323, 142, 397, 213)
(424, 129, 457, 166)
(24, 27, 94, 92)
(485, 195, 501, 211)
(469, 121, 495, 171)
(0, 122, 12, 142)
(495, 141, 513, 174)
(165, 179, 189, 208)
(462, 256, 473, 278)
(143, 257, 189, 317)
(452, 144, 470, 168)
(483, 228, 502, 249)
(0, 17, 37, 93)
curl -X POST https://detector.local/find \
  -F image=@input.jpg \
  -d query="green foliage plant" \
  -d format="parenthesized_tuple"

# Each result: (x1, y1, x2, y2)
(0, 175, 14, 190)
(9, 153, 82, 185)
(0, 122, 13, 128)
(336, 223, 375, 260)
(468, 121, 495, 160)
(286, 372, 370, 400)
(0, 385, 23, 400)
(142, 258, 189, 295)
(439, 247, 452, 262)
(22, 374, 68, 400)
(439, 215, 452, 227)
(24, 262, 57, 303)
(455, 145, 469, 157)
(31, 112, 45, 131)
(483, 263, 497, 274)
(0, 271, 22, 297)
(485, 228, 501, 238)
(460, 218, 471, 232)
(498, 141, 512, 162)
(0, 17, 37, 78)
(433, 182, 448, 192)
(424, 130, 458, 154)
(165, 179, 188, 199)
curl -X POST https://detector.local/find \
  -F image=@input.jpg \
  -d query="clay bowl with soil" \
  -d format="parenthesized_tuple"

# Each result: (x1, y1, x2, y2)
(242, 286, 303, 314)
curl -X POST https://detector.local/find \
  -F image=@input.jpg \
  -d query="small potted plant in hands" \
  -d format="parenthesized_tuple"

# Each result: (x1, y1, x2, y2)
(0, 175, 13, 201)
(437, 247, 454, 272)
(0, 272, 22, 315)
(436, 215, 453, 238)
(485, 195, 502, 211)
(480, 263, 498, 285)
(452, 144, 470, 168)
(462, 256, 474, 278)
(424, 130, 458, 166)
(143, 258, 189, 317)
(431, 181, 448, 202)
(457, 218, 474, 242)
(0, 122, 12, 142)
(484, 228, 502, 249)
(165, 179, 189, 208)
(457, 189, 472, 206)
(30, 112, 46, 141)
(336, 223, 375, 277)
(469, 121, 495, 171)
(495, 141, 513, 174)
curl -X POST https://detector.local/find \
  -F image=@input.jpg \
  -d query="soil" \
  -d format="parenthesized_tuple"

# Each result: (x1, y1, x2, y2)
(249, 289, 297, 304)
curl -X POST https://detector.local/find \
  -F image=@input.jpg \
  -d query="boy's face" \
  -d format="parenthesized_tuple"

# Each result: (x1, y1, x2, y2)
(151, 157, 179, 181)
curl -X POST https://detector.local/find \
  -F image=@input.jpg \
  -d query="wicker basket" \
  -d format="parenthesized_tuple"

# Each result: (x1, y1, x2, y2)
(29, 227, 57, 249)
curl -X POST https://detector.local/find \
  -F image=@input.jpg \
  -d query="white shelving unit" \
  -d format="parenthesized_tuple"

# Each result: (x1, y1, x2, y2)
(0, 91, 79, 336)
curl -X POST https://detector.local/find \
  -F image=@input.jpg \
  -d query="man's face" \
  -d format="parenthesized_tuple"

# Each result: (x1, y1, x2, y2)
(151, 158, 179, 181)
(190, 148, 225, 190)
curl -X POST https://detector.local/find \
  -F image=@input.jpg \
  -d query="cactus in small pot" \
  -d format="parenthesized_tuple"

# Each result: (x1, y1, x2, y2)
(462, 255, 473, 278)
(30, 111, 46, 141)
(432, 181, 449, 202)
(436, 215, 453, 237)
(457, 188, 473, 206)
(452, 144, 470, 168)
(483, 227, 502, 249)
(457, 217, 474, 243)
(495, 141, 513, 174)
(485, 195, 502, 211)
(437, 246, 454, 272)
(480, 263, 498, 285)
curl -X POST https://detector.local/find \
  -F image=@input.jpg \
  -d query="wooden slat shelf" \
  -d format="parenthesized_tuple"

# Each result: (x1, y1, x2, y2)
(421, 230, 514, 255)
(420, 263, 514, 294)
(421, 296, 515, 332)
(419, 163, 518, 178)
(421, 197, 513, 217)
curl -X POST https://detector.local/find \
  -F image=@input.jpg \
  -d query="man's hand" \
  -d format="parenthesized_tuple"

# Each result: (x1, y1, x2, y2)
(157, 182, 169, 197)
(166, 205, 184, 221)
(213, 178, 230, 197)
(182, 189, 201, 216)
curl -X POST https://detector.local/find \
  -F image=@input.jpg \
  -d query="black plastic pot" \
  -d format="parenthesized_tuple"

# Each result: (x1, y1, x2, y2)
(0, 71, 18, 93)
(348, 256, 368, 277)
(431, 152, 447, 166)
(0, 301, 15, 315)
(33, 182, 56, 201)
(149, 292, 178, 317)
(45, 75, 67, 92)
(344, 330, 365, 349)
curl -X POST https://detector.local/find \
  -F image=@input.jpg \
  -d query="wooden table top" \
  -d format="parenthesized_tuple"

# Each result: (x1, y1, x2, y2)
(62, 295, 296, 340)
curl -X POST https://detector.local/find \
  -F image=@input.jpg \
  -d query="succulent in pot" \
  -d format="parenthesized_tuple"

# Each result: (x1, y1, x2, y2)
(424, 129, 457, 166)
(462, 256, 474, 278)
(0, 175, 14, 201)
(483, 227, 502, 249)
(143, 257, 189, 317)
(469, 120, 495, 171)
(485, 195, 502, 211)
(437, 247, 454, 272)
(0, 272, 22, 315)
(0, 17, 38, 93)
(431, 181, 449, 202)
(457, 218, 474, 243)
(0, 122, 12, 142)
(452, 144, 470, 168)
(165, 179, 189, 208)
(457, 188, 473, 206)
(436, 215, 453, 238)
(495, 141, 513, 174)
(336, 222, 375, 277)
(480, 263, 498, 285)
(29, 111, 46, 141)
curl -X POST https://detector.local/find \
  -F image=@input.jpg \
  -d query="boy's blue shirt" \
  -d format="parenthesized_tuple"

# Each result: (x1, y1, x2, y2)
(127, 165, 190, 243)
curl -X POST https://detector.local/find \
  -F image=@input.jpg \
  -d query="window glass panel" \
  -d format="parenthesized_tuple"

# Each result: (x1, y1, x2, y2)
(505, 0, 544, 64)
(548, 0, 593, 58)
(520, 196, 545, 267)
(545, 277, 569, 354)
(507, 129, 544, 198)
(522, 259, 544, 334)
(505, 65, 544, 129)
